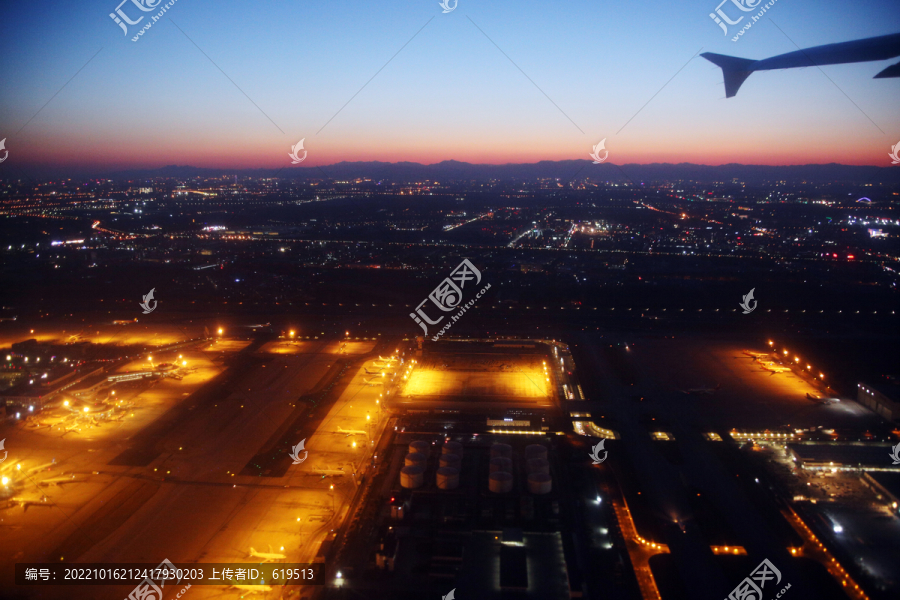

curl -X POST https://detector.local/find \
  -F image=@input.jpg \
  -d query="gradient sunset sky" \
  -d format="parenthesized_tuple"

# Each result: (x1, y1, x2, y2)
(1, 0, 898, 172)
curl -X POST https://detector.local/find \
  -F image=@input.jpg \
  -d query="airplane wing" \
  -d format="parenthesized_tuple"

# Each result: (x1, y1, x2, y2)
(700, 52, 756, 98)
(875, 61, 900, 78)
(703, 32, 900, 97)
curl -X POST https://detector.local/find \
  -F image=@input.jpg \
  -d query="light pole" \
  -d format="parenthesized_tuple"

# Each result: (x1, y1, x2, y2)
(329, 484, 335, 514)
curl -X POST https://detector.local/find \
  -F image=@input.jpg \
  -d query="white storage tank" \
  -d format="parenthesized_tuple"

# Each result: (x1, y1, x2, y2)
(439, 454, 461, 469)
(527, 472, 552, 494)
(436, 467, 460, 490)
(400, 464, 425, 489)
(490, 443, 512, 459)
(442, 441, 464, 457)
(405, 452, 427, 467)
(526, 457, 550, 475)
(489, 456, 513, 473)
(489, 471, 513, 494)
(525, 444, 548, 460)
(409, 440, 430, 455)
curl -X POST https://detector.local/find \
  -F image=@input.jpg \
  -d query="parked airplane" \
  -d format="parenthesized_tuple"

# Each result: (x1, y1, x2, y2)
(702, 32, 900, 97)
(681, 384, 721, 396)
(761, 362, 791, 373)
(311, 468, 345, 477)
(807, 393, 841, 405)
(13, 461, 56, 477)
(1, 460, 59, 490)
(364, 367, 385, 374)
(38, 475, 85, 486)
(248, 547, 286, 562)
(378, 355, 398, 363)
(337, 426, 368, 437)
(364, 377, 384, 386)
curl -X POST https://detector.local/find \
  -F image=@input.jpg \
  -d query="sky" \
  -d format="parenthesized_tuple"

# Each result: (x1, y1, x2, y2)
(0, 0, 898, 172)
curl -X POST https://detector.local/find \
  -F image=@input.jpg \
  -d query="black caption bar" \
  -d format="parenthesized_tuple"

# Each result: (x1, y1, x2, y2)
(15, 563, 323, 586)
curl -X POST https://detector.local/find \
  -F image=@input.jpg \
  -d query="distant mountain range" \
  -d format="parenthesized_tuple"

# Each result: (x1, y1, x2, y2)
(110, 160, 900, 185)
(11, 160, 900, 185)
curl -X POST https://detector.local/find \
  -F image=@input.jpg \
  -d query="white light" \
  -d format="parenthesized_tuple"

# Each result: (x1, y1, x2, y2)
(833, 524, 843, 533)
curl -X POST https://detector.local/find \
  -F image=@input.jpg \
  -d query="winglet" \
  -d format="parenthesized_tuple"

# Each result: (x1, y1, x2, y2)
(701, 52, 757, 97)
(874, 60, 900, 78)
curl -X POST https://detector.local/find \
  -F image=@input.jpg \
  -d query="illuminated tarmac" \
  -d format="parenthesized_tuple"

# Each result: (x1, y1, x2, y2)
(0, 335, 394, 599)
(578, 334, 812, 600)
(260, 339, 376, 356)
(393, 354, 553, 410)
(403, 370, 549, 399)
(621, 337, 880, 431)
(0, 321, 212, 349)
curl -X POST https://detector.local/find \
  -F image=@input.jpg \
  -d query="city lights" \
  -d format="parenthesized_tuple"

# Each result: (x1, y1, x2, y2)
(0, 55, 892, 599)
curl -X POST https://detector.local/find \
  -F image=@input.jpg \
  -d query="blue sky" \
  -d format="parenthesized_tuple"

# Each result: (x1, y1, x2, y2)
(1, 0, 898, 170)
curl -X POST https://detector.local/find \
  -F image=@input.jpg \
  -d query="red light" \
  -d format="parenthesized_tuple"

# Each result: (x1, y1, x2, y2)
(832, 253, 838, 258)
(847, 255, 854, 259)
